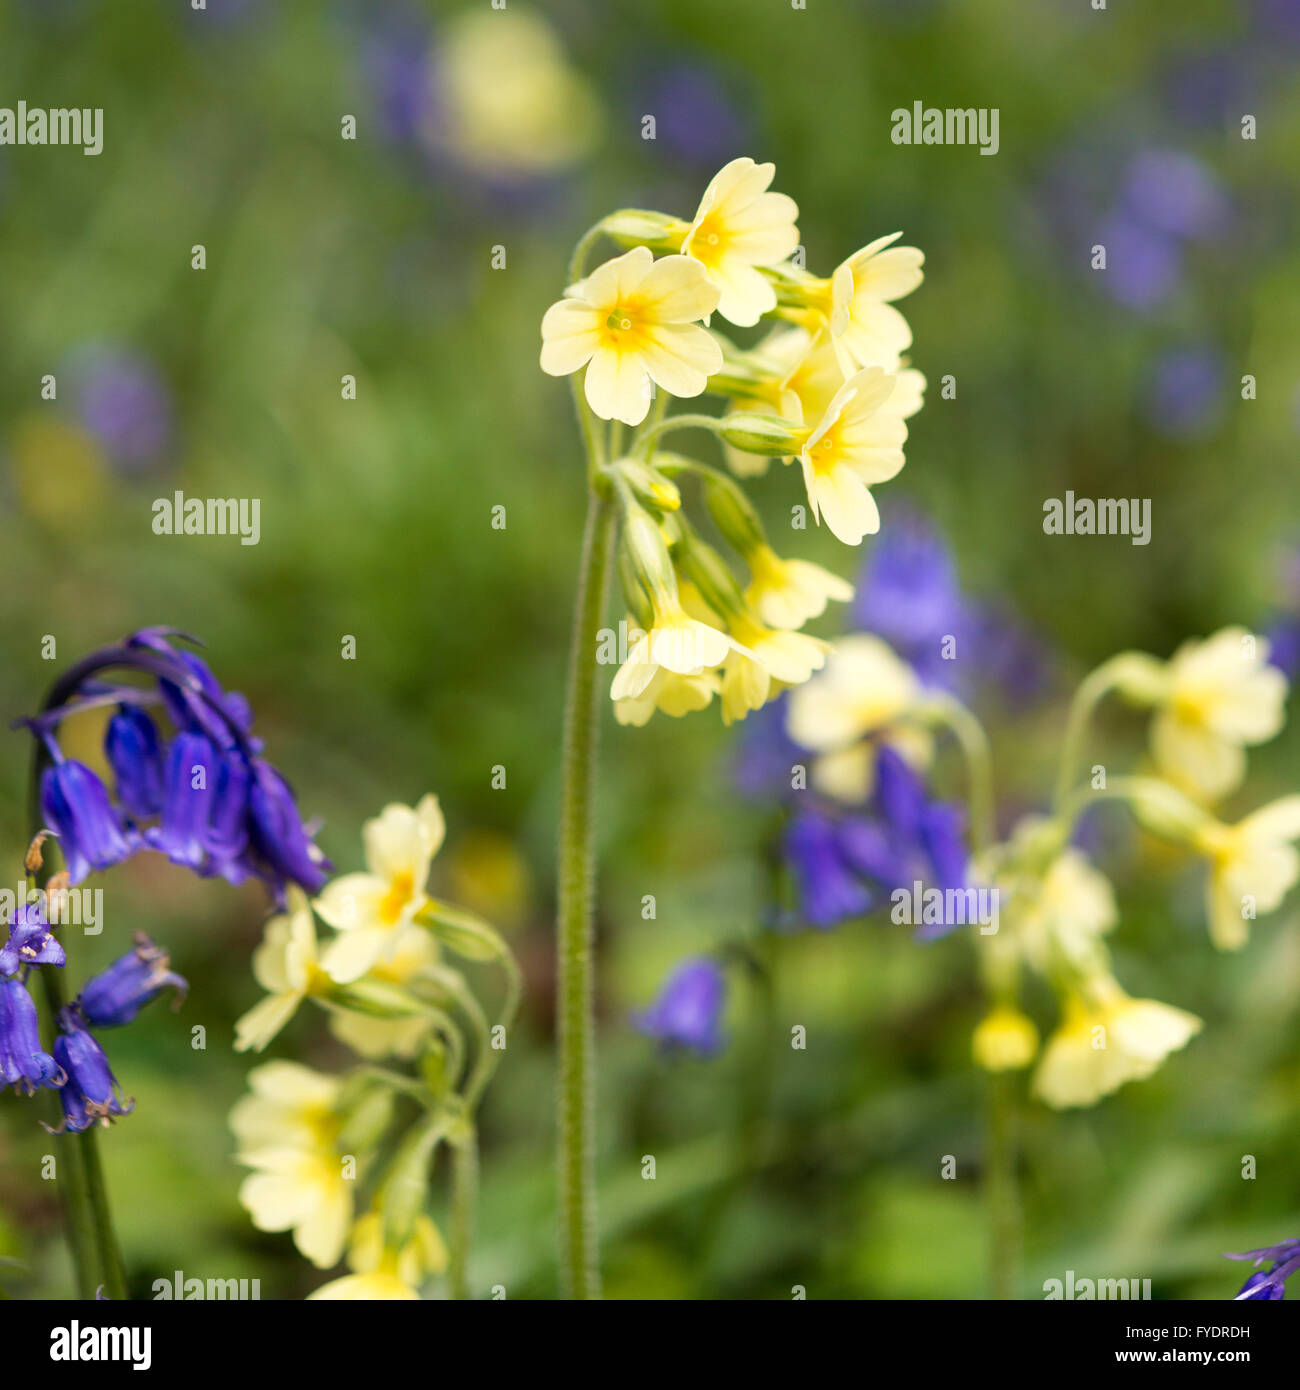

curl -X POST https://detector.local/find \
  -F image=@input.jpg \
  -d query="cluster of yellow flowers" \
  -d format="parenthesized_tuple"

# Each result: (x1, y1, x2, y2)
(539, 157, 925, 726)
(229, 796, 517, 1299)
(975, 626, 1298, 1108)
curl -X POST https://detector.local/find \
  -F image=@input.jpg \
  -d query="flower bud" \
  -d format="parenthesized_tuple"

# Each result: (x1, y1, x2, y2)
(679, 536, 747, 621)
(620, 504, 678, 607)
(600, 208, 686, 252)
(704, 478, 765, 556)
(614, 458, 680, 513)
(1108, 652, 1169, 705)
(716, 412, 803, 456)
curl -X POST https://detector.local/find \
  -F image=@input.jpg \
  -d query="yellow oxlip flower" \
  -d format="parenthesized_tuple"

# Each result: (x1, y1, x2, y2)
(540, 247, 722, 426)
(1193, 795, 1300, 950)
(1016, 848, 1118, 974)
(678, 156, 800, 328)
(720, 616, 829, 725)
(231, 1062, 352, 1268)
(785, 634, 918, 754)
(328, 926, 439, 1059)
(1150, 627, 1287, 801)
(234, 888, 329, 1053)
(316, 796, 446, 985)
(609, 595, 743, 704)
(309, 1213, 447, 1301)
(1032, 981, 1202, 1109)
(614, 666, 721, 726)
(829, 232, 925, 375)
(744, 544, 854, 631)
(797, 368, 908, 545)
(973, 1006, 1039, 1072)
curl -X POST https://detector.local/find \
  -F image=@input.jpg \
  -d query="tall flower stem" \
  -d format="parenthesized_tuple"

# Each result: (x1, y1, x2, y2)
(986, 1071, 1021, 1300)
(447, 1137, 478, 1302)
(26, 755, 127, 1301)
(555, 485, 616, 1299)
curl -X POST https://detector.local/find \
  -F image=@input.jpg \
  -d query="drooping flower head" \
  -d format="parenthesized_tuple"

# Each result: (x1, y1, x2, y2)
(49, 1009, 133, 1133)
(0, 979, 61, 1094)
(1225, 1238, 1300, 1301)
(20, 629, 329, 900)
(76, 933, 187, 1029)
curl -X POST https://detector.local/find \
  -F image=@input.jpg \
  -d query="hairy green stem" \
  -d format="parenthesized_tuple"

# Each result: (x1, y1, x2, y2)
(27, 758, 127, 1300)
(555, 487, 616, 1299)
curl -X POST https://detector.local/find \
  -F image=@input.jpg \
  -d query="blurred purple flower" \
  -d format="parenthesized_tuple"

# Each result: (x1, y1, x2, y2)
(1143, 346, 1224, 437)
(75, 350, 172, 470)
(783, 809, 875, 929)
(362, 13, 435, 144)
(854, 507, 1051, 703)
(1120, 150, 1230, 242)
(1255, 0, 1300, 44)
(634, 63, 748, 166)
(1095, 210, 1183, 310)
(1160, 51, 1251, 128)
(733, 695, 805, 801)
(632, 958, 727, 1056)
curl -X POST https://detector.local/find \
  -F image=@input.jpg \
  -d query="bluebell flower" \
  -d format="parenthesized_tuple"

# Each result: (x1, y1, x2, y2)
(248, 760, 328, 894)
(0, 979, 60, 1093)
(780, 749, 971, 935)
(733, 695, 806, 801)
(39, 760, 136, 886)
(76, 934, 186, 1029)
(853, 510, 971, 690)
(633, 63, 749, 167)
(22, 630, 328, 899)
(0, 901, 65, 978)
(1226, 1238, 1300, 1300)
(1267, 617, 1300, 679)
(50, 1010, 133, 1133)
(784, 809, 875, 929)
(853, 508, 1050, 704)
(632, 958, 727, 1056)
(104, 705, 166, 820)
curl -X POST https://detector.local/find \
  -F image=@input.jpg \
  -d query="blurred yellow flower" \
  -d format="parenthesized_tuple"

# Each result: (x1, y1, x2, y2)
(785, 634, 918, 753)
(973, 1006, 1039, 1071)
(1194, 795, 1300, 950)
(797, 368, 908, 544)
(308, 1212, 447, 1301)
(316, 796, 445, 984)
(1032, 982, 1201, 1109)
(719, 617, 828, 725)
(1149, 627, 1287, 801)
(327, 926, 439, 1059)
(678, 157, 800, 327)
(1016, 848, 1118, 975)
(234, 888, 328, 1053)
(744, 544, 854, 630)
(430, 9, 600, 176)
(231, 1062, 351, 1268)
(540, 247, 721, 426)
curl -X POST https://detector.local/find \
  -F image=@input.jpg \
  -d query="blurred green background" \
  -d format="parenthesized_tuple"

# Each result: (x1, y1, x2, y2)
(0, 0, 1298, 1299)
